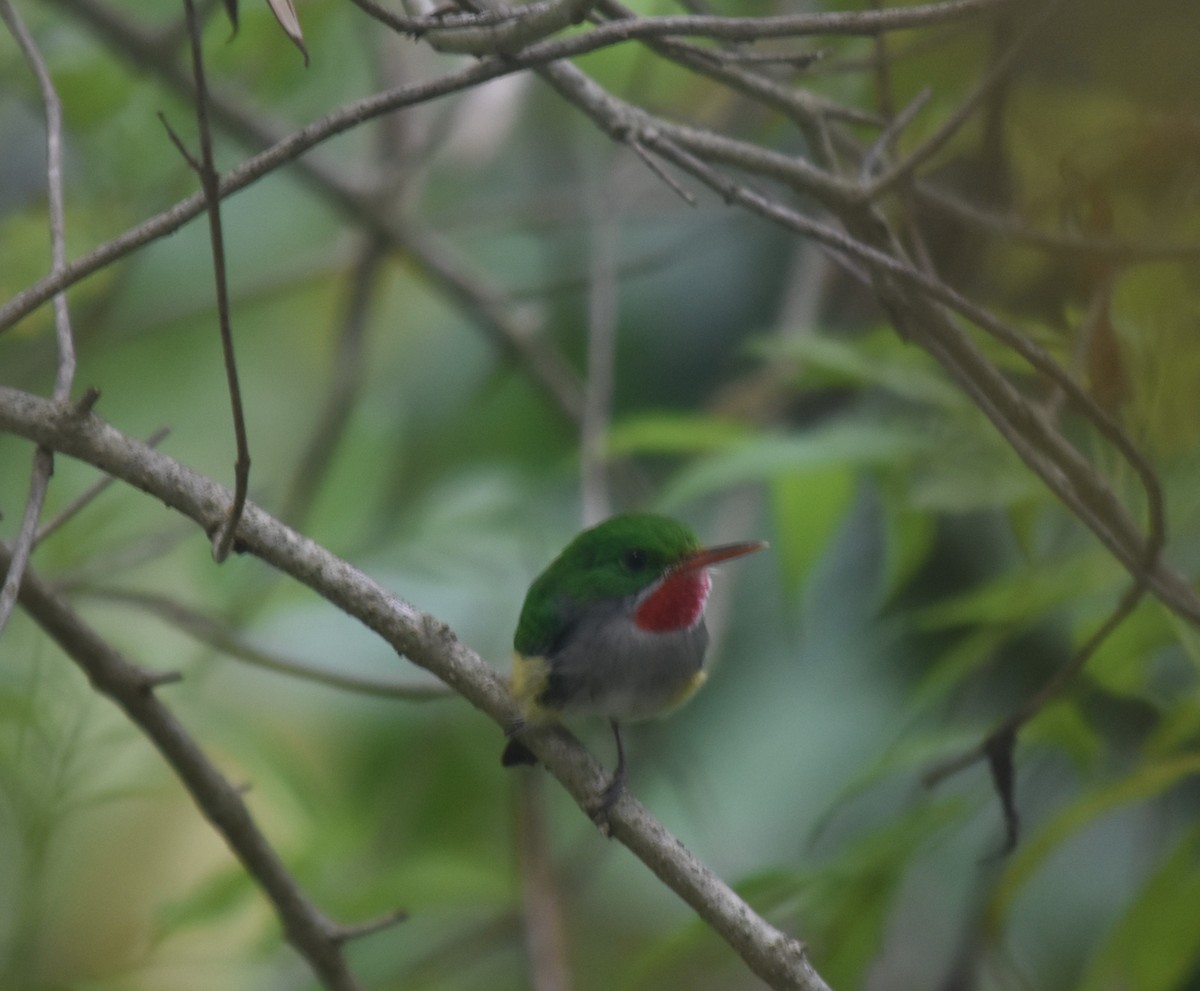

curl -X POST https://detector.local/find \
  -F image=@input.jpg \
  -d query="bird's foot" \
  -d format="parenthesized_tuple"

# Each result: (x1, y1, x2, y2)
(501, 736, 538, 767)
(589, 719, 629, 835)
(501, 718, 539, 767)
(588, 766, 628, 836)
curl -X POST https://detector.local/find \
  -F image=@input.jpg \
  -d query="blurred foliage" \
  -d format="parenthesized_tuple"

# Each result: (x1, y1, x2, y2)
(3, 1, 1200, 990)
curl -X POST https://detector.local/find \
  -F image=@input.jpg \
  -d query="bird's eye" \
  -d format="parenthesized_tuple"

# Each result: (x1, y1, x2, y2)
(621, 548, 649, 571)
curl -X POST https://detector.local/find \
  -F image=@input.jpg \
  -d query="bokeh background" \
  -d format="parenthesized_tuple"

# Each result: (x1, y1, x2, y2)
(3, 0, 1200, 989)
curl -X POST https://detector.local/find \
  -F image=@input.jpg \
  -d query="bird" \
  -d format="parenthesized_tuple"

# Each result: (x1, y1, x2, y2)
(501, 512, 765, 822)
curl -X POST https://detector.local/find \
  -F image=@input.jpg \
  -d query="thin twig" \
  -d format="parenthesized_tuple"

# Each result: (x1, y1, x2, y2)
(683, 45, 826, 69)
(862, 0, 1059, 199)
(35, 427, 170, 547)
(7, 0, 1006, 339)
(82, 586, 453, 701)
(330, 908, 410, 943)
(629, 141, 697, 206)
(860, 86, 932, 184)
(592, 0, 880, 133)
(175, 0, 251, 563)
(869, 0, 896, 122)
(0, 448, 55, 634)
(0, 0, 77, 634)
(0, 1, 76, 402)
(388, 0, 600, 55)
(860, 8, 939, 278)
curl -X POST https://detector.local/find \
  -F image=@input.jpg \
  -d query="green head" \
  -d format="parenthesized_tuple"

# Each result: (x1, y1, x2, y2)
(514, 513, 701, 655)
(514, 513, 765, 656)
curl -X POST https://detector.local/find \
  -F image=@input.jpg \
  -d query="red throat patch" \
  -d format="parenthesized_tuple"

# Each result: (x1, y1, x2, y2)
(634, 568, 712, 632)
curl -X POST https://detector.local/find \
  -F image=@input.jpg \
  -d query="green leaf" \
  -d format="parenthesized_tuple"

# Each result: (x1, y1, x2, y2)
(1024, 700, 1104, 773)
(759, 327, 965, 409)
(798, 800, 966, 989)
(770, 467, 854, 600)
(878, 487, 938, 601)
(905, 411, 1042, 516)
(617, 866, 812, 991)
(607, 411, 752, 456)
(914, 551, 1119, 631)
(1167, 610, 1200, 677)
(657, 419, 927, 511)
(987, 754, 1200, 933)
(155, 865, 256, 939)
(908, 625, 1011, 716)
(623, 801, 965, 991)
(1144, 697, 1200, 761)
(1078, 823, 1200, 991)
(809, 733, 980, 853)
(1081, 599, 1170, 700)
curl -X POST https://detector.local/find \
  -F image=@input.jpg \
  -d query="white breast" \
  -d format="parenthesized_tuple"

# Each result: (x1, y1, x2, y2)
(546, 601, 711, 721)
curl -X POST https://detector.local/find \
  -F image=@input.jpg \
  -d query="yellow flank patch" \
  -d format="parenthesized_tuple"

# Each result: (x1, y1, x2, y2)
(509, 652, 553, 721)
(664, 669, 707, 715)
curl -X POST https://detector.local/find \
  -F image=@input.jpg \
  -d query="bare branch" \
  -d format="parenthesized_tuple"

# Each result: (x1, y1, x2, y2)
(14, 0, 588, 422)
(680, 45, 826, 69)
(0, 387, 831, 991)
(1, 541, 380, 991)
(601, 0, 1017, 40)
(4, 0, 1193, 973)
(391, 0, 600, 55)
(532, 54, 855, 211)
(329, 908, 410, 943)
(0, 26, 513, 331)
(500, 0, 1019, 47)
(0, 0, 77, 634)
(527, 55, 1192, 632)
(593, 0, 880, 133)
(859, 86, 932, 184)
(358, 0, 1015, 50)
(379, 0, 873, 75)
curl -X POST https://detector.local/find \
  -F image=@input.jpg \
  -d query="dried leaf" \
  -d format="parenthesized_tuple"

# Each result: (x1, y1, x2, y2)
(265, 0, 309, 65)
(984, 727, 1020, 855)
